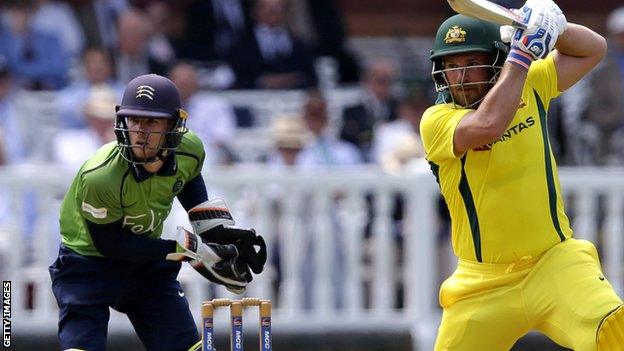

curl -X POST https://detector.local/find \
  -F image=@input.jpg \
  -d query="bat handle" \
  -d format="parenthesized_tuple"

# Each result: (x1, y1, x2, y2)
(512, 20, 528, 29)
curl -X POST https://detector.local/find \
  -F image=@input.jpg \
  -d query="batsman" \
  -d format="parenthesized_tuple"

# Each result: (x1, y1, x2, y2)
(421, 1, 624, 350)
(49, 74, 267, 351)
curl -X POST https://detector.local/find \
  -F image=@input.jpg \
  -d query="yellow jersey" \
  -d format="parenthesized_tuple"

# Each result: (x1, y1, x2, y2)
(420, 55, 573, 263)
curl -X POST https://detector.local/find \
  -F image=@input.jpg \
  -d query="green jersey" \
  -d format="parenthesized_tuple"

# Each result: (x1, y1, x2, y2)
(59, 131, 205, 257)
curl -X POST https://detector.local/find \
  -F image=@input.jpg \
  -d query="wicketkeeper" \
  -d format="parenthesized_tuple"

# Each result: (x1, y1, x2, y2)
(49, 74, 266, 351)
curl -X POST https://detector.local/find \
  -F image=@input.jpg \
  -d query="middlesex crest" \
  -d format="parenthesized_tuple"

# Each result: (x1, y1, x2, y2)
(444, 25, 467, 44)
(135, 85, 155, 100)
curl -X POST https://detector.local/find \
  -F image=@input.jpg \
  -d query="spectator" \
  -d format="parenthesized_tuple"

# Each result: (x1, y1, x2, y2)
(371, 88, 428, 172)
(168, 62, 237, 165)
(340, 59, 400, 162)
(57, 47, 124, 129)
(53, 84, 117, 170)
(265, 115, 309, 168)
(184, 0, 252, 62)
(31, 0, 86, 62)
(288, 0, 360, 83)
(0, 0, 68, 90)
(113, 8, 167, 83)
(70, 0, 129, 50)
(143, 1, 179, 69)
(583, 7, 624, 165)
(228, 0, 317, 89)
(298, 90, 362, 168)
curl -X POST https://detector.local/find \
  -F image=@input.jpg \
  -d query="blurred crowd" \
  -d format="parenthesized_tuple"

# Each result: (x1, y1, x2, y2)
(0, 0, 622, 172)
(0, 0, 436, 174)
(554, 7, 624, 166)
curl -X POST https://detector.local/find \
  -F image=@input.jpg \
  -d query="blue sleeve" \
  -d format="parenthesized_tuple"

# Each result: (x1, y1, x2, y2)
(177, 174, 209, 211)
(86, 219, 176, 261)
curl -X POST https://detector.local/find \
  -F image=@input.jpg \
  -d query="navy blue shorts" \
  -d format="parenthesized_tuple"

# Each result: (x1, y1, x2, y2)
(49, 245, 199, 351)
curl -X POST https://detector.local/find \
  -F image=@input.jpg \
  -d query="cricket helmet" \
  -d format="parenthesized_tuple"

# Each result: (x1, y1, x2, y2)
(115, 74, 188, 164)
(430, 14, 509, 107)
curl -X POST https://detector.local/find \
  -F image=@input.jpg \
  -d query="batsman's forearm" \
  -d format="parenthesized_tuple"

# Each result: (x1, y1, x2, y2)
(475, 62, 527, 136)
(555, 23, 607, 59)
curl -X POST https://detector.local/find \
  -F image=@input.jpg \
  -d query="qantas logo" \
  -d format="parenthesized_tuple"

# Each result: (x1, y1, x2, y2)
(136, 85, 155, 100)
(473, 116, 536, 151)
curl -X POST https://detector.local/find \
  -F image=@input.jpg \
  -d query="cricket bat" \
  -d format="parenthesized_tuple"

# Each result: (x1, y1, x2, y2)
(447, 0, 527, 29)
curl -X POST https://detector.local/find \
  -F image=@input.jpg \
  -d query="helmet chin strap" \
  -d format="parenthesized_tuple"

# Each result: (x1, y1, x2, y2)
(132, 147, 169, 164)
(156, 149, 170, 162)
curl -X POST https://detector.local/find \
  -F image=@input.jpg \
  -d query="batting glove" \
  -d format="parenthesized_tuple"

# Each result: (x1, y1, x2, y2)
(525, 0, 567, 34)
(501, 0, 566, 44)
(506, 7, 559, 69)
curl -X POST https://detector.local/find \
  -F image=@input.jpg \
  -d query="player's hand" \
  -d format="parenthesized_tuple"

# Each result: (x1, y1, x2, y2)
(188, 199, 267, 274)
(166, 226, 238, 265)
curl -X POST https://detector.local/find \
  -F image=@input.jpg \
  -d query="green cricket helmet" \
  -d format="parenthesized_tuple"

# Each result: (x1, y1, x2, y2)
(430, 14, 509, 107)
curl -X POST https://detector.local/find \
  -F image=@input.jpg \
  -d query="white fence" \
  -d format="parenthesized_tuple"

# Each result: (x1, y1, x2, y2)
(1, 165, 624, 350)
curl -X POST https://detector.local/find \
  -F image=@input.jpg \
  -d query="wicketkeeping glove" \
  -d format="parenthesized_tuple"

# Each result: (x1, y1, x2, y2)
(190, 258, 250, 294)
(167, 226, 252, 294)
(188, 199, 267, 274)
(166, 226, 238, 264)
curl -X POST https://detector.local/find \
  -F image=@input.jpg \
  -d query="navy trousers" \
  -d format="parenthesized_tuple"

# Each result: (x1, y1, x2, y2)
(49, 245, 199, 351)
